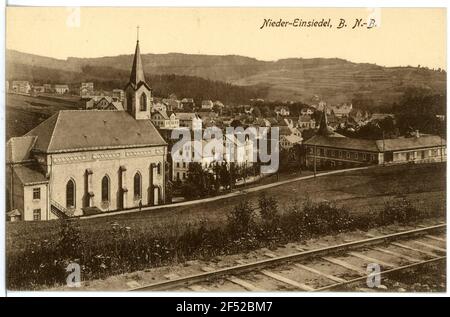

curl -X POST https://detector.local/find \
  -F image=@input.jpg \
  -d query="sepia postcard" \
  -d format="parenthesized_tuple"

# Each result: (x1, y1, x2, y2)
(2, 6, 447, 299)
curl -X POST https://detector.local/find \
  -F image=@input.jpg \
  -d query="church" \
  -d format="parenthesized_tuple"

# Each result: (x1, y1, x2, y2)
(6, 39, 167, 221)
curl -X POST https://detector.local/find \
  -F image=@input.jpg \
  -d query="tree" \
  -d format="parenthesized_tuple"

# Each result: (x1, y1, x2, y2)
(252, 106, 262, 118)
(181, 162, 216, 199)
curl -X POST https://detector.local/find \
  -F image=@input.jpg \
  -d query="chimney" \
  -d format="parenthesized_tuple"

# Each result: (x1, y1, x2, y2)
(415, 130, 420, 138)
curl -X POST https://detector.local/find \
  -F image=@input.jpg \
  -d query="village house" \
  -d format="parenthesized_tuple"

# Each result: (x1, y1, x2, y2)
(54, 84, 70, 94)
(6, 39, 167, 221)
(300, 107, 315, 116)
(330, 103, 353, 118)
(298, 115, 316, 130)
(112, 89, 125, 102)
(32, 85, 45, 94)
(151, 109, 180, 129)
(43, 84, 52, 93)
(11, 81, 31, 94)
(280, 134, 303, 151)
(198, 111, 219, 128)
(275, 106, 290, 116)
(201, 100, 214, 110)
(223, 133, 256, 169)
(213, 100, 225, 112)
(85, 96, 124, 111)
(177, 112, 203, 130)
(162, 98, 181, 111)
(152, 100, 167, 113)
(172, 139, 216, 182)
(304, 110, 446, 169)
(80, 82, 94, 98)
(181, 98, 195, 110)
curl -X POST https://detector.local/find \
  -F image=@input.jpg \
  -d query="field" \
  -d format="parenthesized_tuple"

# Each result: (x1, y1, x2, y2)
(6, 93, 82, 139)
(7, 163, 446, 252)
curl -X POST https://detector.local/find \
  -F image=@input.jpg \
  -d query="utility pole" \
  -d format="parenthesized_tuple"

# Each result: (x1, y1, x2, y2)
(382, 130, 385, 166)
(313, 143, 317, 178)
(243, 162, 247, 188)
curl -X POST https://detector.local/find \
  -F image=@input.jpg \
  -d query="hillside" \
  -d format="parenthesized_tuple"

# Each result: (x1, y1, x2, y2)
(6, 49, 447, 106)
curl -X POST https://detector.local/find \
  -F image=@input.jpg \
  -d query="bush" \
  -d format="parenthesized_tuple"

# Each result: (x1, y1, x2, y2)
(226, 200, 255, 236)
(301, 200, 353, 234)
(378, 198, 422, 224)
(258, 194, 280, 235)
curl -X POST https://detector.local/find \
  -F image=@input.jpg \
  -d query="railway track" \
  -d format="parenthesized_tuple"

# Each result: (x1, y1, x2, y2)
(131, 223, 446, 292)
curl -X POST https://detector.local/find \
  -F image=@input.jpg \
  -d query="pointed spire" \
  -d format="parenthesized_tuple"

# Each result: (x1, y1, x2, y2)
(317, 106, 334, 136)
(129, 30, 146, 86)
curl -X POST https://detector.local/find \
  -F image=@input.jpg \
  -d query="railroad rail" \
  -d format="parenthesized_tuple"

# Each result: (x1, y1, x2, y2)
(131, 223, 446, 292)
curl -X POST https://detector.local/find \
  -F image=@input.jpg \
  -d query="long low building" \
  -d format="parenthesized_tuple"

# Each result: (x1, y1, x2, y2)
(304, 110, 446, 169)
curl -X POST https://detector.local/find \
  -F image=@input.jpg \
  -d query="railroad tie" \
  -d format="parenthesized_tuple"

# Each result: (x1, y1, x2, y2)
(293, 263, 346, 283)
(391, 242, 438, 258)
(260, 270, 314, 291)
(425, 235, 446, 243)
(411, 241, 446, 253)
(126, 281, 141, 289)
(188, 285, 209, 292)
(322, 257, 367, 275)
(348, 252, 397, 268)
(371, 247, 421, 263)
(227, 276, 264, 292)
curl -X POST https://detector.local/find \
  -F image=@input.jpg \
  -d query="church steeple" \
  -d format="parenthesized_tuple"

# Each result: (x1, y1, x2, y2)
(129, 38, 146, 86)
(124, 27, 152, 120)
(317, 106, 335, 136)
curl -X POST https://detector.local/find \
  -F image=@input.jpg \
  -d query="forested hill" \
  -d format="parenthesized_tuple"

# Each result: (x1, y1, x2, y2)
(6, 49, 446, 106)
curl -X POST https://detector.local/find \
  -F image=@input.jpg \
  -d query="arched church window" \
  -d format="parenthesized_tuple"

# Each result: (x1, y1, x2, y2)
(101, 175, 110, 202)
(140, 93, 147, 111)
(134, 172, 142, 199)
(157, 163, 161, 175)
(66, 179, 76, 208)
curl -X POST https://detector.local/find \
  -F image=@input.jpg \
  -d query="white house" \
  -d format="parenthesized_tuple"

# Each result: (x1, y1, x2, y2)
(151, 110, 180, 129)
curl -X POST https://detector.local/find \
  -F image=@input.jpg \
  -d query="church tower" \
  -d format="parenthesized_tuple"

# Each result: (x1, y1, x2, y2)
(317, 106, 336, 136)
(317, 106, 345, 138)
(124, 31, 152, 120)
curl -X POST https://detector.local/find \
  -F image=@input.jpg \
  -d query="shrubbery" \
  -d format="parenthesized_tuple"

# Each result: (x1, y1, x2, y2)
(377, 197, 424, 225)
(7, 195, 442, 290)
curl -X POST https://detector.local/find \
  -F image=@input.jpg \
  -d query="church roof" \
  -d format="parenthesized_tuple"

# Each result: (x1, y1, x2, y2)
(6, 136, 37, 163)
(25, 110, 166, 153)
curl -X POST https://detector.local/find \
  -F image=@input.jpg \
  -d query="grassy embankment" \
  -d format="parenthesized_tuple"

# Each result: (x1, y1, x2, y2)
(6, 163, 446, 289)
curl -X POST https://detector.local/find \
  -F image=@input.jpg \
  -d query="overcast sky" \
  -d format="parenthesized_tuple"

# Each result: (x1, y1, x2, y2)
(6, 7, 447, 69)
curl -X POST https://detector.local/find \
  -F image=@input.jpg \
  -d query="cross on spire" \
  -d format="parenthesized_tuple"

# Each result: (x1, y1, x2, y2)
(137, 25, 140, 42)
